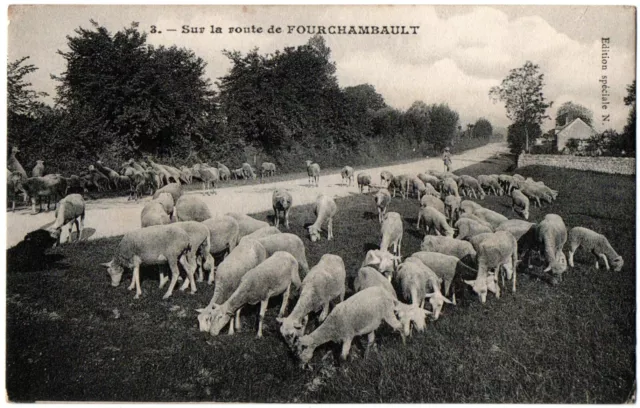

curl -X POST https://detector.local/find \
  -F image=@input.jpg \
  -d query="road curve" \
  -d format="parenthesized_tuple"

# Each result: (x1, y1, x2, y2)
(6, 142, 509, 249)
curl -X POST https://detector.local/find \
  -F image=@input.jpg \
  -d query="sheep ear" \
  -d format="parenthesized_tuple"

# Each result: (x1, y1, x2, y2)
(464, 279, 475, 287)
(100, 260, 113, 268)
(443, 296, 453, 304)
(211, 303, 220, 309)
(195, 308, 207, 313)
(424, 292, 434, 298)
(424, 309, 433, 315)
(275, 317, 283, 323)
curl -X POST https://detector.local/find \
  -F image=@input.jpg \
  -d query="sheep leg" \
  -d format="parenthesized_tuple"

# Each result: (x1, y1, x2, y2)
(158, 264, 170, 288)
(568, 249, 575, 267)
(133, 265, 142, 299)
(78, 214, 85, 241)
(67, 222, 73, 244)
(383, 309, 405, 345)
(278, 285, 291, 318)
(178, 255, 197, 294)
(319, 302, 330, 322)
(228, 319, 235, 335)
(285, 208, 290, 229)
(235, 308, 242, 330)
(328, 218, 333, 240)
(273, 207, 279, 228)
(340, 338, 353, 360)
(162, 260, 181, 299)
(254, 300, 270, 338)
(600, 253, 610, 270)
(365, 332, 377, 356)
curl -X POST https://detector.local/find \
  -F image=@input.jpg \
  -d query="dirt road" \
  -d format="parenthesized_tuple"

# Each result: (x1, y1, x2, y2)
(6, 143, 509, 248)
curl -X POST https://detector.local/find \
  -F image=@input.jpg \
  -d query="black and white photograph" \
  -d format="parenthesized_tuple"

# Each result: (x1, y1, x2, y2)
(5, 4, 637, 403)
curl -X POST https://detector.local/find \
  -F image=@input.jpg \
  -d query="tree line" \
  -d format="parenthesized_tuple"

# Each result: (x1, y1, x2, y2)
(8, 21, 496, 176)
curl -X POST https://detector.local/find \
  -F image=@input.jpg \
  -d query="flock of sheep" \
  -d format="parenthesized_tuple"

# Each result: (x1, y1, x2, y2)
(15, 152, 626, 367)
(6, 145, 276, 213)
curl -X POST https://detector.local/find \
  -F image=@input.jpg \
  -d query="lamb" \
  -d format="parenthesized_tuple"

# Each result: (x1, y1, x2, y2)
(380, 212, 404, 269)
(374, 188, 391, 223)
(241, 163, 257, 180)
(444, 194, 461, 224)
(272, 189, 293, 229)
(530, 214, 568, 282)
(567, 227, 623, 272)
(389, 174, 411, 199)
(357, 173, 372, 193)
(360, 249, 400, 281)
(464, 231, 518, 303)
(226, 212, 271, 240)
(416, 206, 454, 237)
(341, 166, 355, 186)
(420, 235, 477, 262)
(454, 218, 494, 241)
(295, 286, 406, 364)
(153, 182, 183, 204)
(217, 162, 231, 181)
(32, 160, 45, 177)
(440, 177, 460, 198)
(306, 160, 321, 187)
(420, 195, 445, 215)
(197, 251, 301, 338)
(380, 170, 394, 187)
(140, 200, 171, 228)
(277, 254, 346, 346)
(255, 233, 310, 279)
(175, 195, 212, 222)
(100, 225, 193, 299)
(308, 194, 337, 242)
(261, 162, 276, 178)
(48, 194, 85, 245)
(511, 188, 530, 220)
(397, 257, 452, 320)
(457, 175, 485, 200)
(472, 208, 509, 230)
(460, 200, 483, 214)
(478, 174, 503, 196)
(153, 192, 175, 220)
(198, 238, 268, 334)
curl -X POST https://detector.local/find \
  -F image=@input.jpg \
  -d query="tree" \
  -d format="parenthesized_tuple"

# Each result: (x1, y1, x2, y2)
(402, 101, 430, 147)
(8, 56, 49, 117)
(474, 118, 493, 138)
(555, 101, 594, 127)
(622, 81, 636, 155)
(507, 121, 542, 155)
(489, 61, 553, 153)
(426, 104, 460, 151)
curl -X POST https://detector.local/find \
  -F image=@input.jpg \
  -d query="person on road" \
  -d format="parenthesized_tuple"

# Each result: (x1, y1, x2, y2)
(442, 147, 452, 172)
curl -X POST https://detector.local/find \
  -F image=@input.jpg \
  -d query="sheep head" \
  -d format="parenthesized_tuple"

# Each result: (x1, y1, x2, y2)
(612, 256, 624, 272)
(195, 307, 214, 332)
(101, 260, 124, 287)
(276, 316, 306, 348)
(424, 291, 453, 320)
(307, 225, 322, 242)
(207, 305, 234, 336)
(395, 302, 430, 336)
(295, 335, 316, 364)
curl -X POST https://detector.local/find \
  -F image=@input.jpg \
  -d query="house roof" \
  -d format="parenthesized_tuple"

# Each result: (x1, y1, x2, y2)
(556, 118, 597, 139)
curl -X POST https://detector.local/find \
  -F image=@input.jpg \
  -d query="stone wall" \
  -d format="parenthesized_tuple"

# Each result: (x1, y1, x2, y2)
(517, 153, 636, 175)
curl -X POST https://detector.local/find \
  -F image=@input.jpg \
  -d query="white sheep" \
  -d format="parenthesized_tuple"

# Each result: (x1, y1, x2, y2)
(341, 166, 355, 186)
(460, 200, 483, 214)
(295, 286, 406, 364)
(49, 193, 85, 245)
(306, 160, 321, 187)
(444, 194, 461, 225)
(240, 225, 282, 241)
(389, 174, 411, 199)
(417, 173, 440, 191)
(101, 225, 193, 299)
(440, 177, 460, 198)
(197, 251, 301, 338)
(277, 254, 346, 347)
(175, 195, 212, 222)
(241, 163, 257, 180)
(226, 212, 270, 239)
(454, 218, 493, 241)
(511, 188, 530, 220)
(357, 172, 372, 193)
(420, 195, 445, 214)
(397, 257, 452, 320)
(530, 214, 568, 282)
(464, 231, 518, 303)
(308, 194, 337, 241)
(472, 208, 509, 230)
(380, 212, 404, 272)
(468, 232, 495, 253)
(567, 227, 623, 272)
(410, 177, 427, 200)
(198, 238, 268, 334)
(520, 182, 557, 207)
(374, 188, 391, 223)
(458, 212, 494, 230)
(140, 200, 170, 228)
(201, 215, 240, 283)
(260, 162, 276, 178)
(495, 219, 536, 241)
(458, 175, 485, 199)
(354, 266, 397, 298)
(255, 233, 310, 278)
(416, 206, 454, 237)
(420, 235, 477, 262)
(380, 170, 394, 188)
(152, 182, 183, 204)
(154, 192, 175, 220)
(361, 249, 400, 280)
(32, 160, 45, 177)
(410, 251, 477, 303)
(168, 221, 216, 294)
(422, 182, 440, 198)
(272, 189, 293, 229)
(478, 174, 503, 196)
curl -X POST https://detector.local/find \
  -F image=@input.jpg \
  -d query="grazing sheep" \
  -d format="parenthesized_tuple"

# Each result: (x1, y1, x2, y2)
(458, 212, 494, 230)
(374, 188, 391, 223)
(272, 189, 293, 229)
(201, 216, 241, 282)
(380, 212, 404, 271)
(511, 189, 530, 220)
(455, 218, 494, 241)
(464, 231, 518, 303)
(169, 221, 216, 294)
(567, 227, 623, 272)
(444, 194, 462, 225)
(458, 175, 485, 200)
(48, 194, 85, 245)
(217, 162, 231, 181)
(420, 195, 445, 214)
(467, 232, 495, 253)
(440, 177, 460, 198)
(197, 252, 301, 337)
(141, 200, 171, 228)
(198, 239, 268, 334)
(18, 175, 67, 214)
(240, 226, 282, 241)
(495, 219, 536, 241)
(179, 166, 193, 184)
(380, 170, 394, 188)
(422, 182, 440, 198)
(398, 257, 452, 320)
(472, 208, 509, 230)
(277, 254, 346, 347)
(153, 192, 175, 220)
(241, 163, 257, 180)
(256, 233, 310, 278)
(123, 167, 151, 201)
(226, 212, 271, 240)
(520, 182, 557, 207)
(261, 162, 276, 179)
(32, 160, 45, 177)
(411, 251, 477, 302)
(460, 200, 483, 214)
(295, 286, 406, 364)
(416, 206, 454, 237)
(410, 177, 427, 200)
(341, 166, 355, 186)
(421, 235, 477, 261)
(389, 174, 411, 199)
(231, 168, 245, 180)
(361, 249, 400, 281)
(101, 225, 193, 299)
(357, 173, 372, 193)
(354, 266, 397, 298)
(175, 195, 212, 222)
(417, 173, 440, 190)
(95, 161, 121, 189)
(8, 146, 28, 179)
(153, 182, 183, 204)
(478, 174, 503, 196)
(531, 214, 568, 282)
(306, 160, 321, 187)
(308, 194, 337, 242)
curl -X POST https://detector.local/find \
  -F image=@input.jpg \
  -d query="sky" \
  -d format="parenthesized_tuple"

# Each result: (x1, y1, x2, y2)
(7, 4, 637, 133)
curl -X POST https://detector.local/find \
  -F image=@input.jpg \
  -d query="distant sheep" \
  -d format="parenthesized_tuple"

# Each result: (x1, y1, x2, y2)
(175, 195, 212, 222)
(357, 173, 372, 193)
(49, 194, 85, 245)
(308, 194, 337, 241)
(568, 227, 623, 272)
(261, 162, 276, 178)
(341, 166, 355, 186)
(306, 160, 321, 187)
(272, 189, 293, 229)
(374, 188, 391, 223)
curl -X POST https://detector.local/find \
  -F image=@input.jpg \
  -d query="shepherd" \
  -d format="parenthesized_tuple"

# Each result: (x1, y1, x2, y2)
(442, 147, 452, 172)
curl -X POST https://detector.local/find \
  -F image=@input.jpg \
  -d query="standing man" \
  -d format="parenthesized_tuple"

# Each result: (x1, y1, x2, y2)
(442, 147, 452, 172)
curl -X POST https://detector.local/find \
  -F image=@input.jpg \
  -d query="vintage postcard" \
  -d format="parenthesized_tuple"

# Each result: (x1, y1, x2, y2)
(5, 4, 636, 403)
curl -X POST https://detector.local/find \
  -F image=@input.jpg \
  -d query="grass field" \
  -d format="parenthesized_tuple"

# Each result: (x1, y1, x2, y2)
(6, 155, 635, 403)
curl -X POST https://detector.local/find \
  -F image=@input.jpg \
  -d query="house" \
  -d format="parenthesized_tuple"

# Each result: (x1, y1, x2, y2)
(555, 113, 598, 153)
